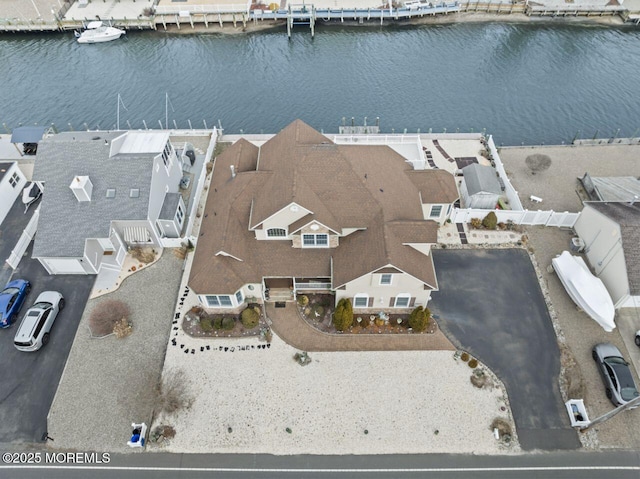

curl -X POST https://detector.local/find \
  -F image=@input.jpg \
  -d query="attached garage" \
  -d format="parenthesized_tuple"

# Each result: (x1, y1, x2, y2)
(40, 258, 86, 275)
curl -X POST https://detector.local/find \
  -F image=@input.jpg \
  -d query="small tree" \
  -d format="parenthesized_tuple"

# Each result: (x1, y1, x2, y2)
(409, 306, 431, 332)
(241, 307, 260, 329)
(332, 298, 353, 331)
(482, 211, 498, 230)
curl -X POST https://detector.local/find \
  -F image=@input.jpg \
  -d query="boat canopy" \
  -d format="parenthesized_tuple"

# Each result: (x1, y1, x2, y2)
(86, 21, 103, 29)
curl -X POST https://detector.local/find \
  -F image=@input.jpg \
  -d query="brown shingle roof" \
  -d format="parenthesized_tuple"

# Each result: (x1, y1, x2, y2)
(408, 169, 459, 204)
(189, 120, 449, 294)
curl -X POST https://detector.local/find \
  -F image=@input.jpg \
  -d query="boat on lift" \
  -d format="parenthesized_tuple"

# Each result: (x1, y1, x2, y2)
(552, 250, 616, 332)
(75, 21, 125, 44)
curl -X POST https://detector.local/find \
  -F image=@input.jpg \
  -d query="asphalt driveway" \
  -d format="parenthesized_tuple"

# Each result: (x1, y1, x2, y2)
(429, 248, 580, 451)
(0, 237, 93, 444)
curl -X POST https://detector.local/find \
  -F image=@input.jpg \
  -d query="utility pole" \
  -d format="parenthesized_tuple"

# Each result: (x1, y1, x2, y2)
(580, 395, 640, 431)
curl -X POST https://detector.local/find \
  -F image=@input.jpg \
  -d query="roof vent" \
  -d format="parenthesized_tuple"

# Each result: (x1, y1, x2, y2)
(69, 176, 93, 202)
(106, 188, 116, 199)
(130, 188, 140, 198)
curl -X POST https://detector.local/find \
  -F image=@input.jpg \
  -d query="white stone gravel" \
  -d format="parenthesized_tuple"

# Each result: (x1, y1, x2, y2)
(153, 332, 518, 455)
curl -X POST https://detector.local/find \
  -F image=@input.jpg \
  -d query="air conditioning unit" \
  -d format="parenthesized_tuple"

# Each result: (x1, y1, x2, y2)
(570, 237, 585, 253)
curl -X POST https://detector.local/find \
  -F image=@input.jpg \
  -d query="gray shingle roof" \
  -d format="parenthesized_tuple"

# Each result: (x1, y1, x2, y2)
(462, 163, 502, 196)
(32, 132, 155, 258)
(159, 193, 181, 220)
(587, 201, 640, 295)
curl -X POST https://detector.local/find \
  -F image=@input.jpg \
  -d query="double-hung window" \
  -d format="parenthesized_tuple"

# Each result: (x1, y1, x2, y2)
(205, 295, 233, 308)
(353, 294, 369, 308)
(394, 294, 411, 308)
(380, 274, 392, 285)
(302, 234, 328, 247)
(430, 205, 443, 218)
(267, 228, 287, 238)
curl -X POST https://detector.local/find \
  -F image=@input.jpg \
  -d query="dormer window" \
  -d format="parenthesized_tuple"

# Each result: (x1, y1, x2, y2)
(302, 233, 328, 247)
(267, 228, 287, 238)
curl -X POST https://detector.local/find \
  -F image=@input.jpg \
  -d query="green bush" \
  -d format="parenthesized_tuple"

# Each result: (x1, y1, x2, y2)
(470, 217, 482, 229)
(222, 317, 235, 331)
(297, 295, 309, 307)
(408, 306, 431, 332)
(200, 317, 213, 332)
(333, 298, 353, 331)
(482, 211, 498, 230)
(241, 307, 260, 329)
(312, 304, 324, 317)
(460, 352, 470, 362)
(213, 317, 223, 330)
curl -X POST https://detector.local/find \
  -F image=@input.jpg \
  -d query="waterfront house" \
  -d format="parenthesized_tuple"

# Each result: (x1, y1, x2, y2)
(0, 162, 27, 225)
(188, 120, 459, 311)
(573, 201, 640, 309)
(31, 131, 186, 275)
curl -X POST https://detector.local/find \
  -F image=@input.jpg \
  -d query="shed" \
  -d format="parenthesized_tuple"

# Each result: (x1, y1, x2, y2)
(460, 163, 502, 209)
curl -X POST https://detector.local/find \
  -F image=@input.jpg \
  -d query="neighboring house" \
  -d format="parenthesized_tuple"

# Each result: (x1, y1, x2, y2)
(460, 163, 502, 209)
(0, 162, 27, 224)
(573, 201, 640, 309)
(188, 120, 459, 312)
(31, 131, 186, 275)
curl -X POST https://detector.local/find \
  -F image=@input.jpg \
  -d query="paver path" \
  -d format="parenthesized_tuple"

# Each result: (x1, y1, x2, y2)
(266, 303, 454, 352)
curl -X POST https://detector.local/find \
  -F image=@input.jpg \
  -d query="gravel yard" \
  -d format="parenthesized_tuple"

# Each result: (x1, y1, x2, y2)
(47, 251, 183, 452)
(152, 331, 518, 455)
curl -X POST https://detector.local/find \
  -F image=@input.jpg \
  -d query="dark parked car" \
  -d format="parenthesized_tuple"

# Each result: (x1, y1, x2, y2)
(0, 279, 31, 328)
(592, 343, 640, 407)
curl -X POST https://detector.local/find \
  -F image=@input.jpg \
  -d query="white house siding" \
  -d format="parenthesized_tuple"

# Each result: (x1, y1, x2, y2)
(574, 207, 628, 307)
(253, 203, 312, 240)
(148, 147, 183, 225)
(336, 270, 431, 310)
(0, 162, 27, 225)
(421, 203, 451, 224)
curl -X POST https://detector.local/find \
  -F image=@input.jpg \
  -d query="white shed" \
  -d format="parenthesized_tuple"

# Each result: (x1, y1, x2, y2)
(460, 163, 502, 210)
(0, 162, 27, 225)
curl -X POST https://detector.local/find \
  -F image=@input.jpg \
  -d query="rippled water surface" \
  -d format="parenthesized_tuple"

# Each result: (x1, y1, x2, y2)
(2, 23, 640, 144)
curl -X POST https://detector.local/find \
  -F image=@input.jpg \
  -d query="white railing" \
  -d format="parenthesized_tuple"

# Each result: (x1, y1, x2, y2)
(155, 2, 251, 14)
(333, 134, 421, 145)
(295, 283, 332, 289)
(6, 208, 39, 269)
(450, 207, 580, 228)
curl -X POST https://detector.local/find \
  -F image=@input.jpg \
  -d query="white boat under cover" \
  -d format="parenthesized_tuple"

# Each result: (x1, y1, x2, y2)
(552, 250, 616, 332)
(75, 21, 125, 44)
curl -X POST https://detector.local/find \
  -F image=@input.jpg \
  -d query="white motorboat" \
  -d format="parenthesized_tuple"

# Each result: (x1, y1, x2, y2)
(552, 250, 616, 332)
(75, 21, 125, 44)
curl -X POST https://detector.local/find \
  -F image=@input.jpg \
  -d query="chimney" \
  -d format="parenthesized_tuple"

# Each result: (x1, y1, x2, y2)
(69, 176, 93, 202)
(230, 165, 236, 179)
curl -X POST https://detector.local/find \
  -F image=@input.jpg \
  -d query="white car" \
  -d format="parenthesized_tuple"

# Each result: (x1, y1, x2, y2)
(14, 291, 65, 352)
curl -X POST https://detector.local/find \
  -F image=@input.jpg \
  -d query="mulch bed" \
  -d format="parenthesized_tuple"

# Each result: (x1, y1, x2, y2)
(297, 293, 438, 335)
(182, 303, 266, 338)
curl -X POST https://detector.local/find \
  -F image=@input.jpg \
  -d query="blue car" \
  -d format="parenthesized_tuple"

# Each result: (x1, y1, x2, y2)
(0, 279, 31, 328)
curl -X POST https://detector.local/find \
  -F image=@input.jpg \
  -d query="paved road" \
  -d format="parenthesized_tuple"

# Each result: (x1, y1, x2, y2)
(1, 451, 639, 479)
(0, 240, 94, 444)
(429, 249, 579, 451)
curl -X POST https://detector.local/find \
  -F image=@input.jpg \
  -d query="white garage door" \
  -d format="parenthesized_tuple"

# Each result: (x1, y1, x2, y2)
(44, 258, 86, 274)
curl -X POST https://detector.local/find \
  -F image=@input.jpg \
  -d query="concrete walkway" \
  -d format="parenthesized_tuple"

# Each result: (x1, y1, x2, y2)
(266, 303, 455, 352)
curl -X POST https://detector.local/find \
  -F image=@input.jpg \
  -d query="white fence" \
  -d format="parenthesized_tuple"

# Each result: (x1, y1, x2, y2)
(6, 208, 39, 269)
(487, 135, 523, 211)
(450, 207, 580, 228)
(155, 2, 251, 14)
(332, 134, 421, 145)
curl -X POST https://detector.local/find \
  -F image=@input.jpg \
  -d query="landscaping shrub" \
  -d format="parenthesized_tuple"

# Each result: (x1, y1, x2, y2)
(113, 317, 133, 339)
(468, 358, 479, 368)
(222, 317, 235, 331)
(297, 295, 309, 307)
(408, 306, 431, 332)
(360, 316, 371, 328)
(312, 304, 324, 317)
(319, 296, 332, 308)
(213, 317, 223, 330)
(130, 246, 156, 264)
(332, 298, 353, 331)
(89, 299, 131, 337)
(154, 369, 193, 415)
(482, 211, 498, 230)
(200, 317, 213, 332)
(460, 352, 470, 362)
(469, 217, 482, 229)
(150, 424, 176, 444)
(241, 307, 260, 329)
